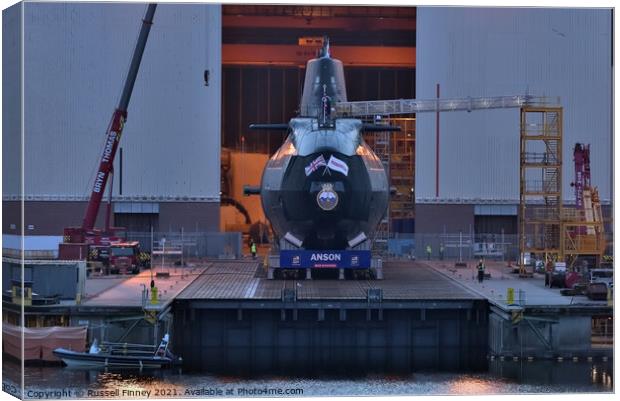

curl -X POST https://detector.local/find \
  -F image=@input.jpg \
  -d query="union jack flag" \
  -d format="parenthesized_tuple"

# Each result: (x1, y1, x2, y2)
(305, 154, 327, 176)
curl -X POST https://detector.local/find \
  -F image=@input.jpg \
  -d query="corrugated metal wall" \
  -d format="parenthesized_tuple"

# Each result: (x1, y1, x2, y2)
(18, 3, 221, 200)
(2, 3, 22, 197)
(416, 7, 612, 203)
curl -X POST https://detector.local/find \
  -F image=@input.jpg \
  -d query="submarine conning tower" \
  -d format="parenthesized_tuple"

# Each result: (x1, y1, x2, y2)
(299, 38, 347, 118)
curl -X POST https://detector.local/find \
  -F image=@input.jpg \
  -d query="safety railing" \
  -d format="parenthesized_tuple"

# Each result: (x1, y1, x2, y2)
(336, 95, 560, 117)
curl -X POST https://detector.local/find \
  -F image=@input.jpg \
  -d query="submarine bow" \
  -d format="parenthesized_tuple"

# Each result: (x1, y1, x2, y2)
(257, 39, 389, 251)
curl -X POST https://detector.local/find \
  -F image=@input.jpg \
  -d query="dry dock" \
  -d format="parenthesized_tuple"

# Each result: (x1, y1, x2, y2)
(4, 258, 611, 373)
(172, 260, 489, 374)
(176, 260, 482, 301)
(171, 259, 612, 374)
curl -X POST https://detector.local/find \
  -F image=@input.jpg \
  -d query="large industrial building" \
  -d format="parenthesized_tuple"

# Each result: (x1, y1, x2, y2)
(415, 8, 613, 240)
(3, 4, 613, 258)
(3, 3, 222, 235)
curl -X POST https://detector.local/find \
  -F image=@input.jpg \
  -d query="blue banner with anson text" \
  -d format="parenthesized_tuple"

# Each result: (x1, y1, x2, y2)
(280, 250, 371, 268)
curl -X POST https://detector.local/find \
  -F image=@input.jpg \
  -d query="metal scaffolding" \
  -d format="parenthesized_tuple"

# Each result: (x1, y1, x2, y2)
(386, 118, 415, 221)
(561, 143, 607, 268)
(562, 199, 607, 267)
(363, 125, 391, 255)
(363, 117, 415, 253)
(519, 106, 563, 276)
(344, 95, 571, 270)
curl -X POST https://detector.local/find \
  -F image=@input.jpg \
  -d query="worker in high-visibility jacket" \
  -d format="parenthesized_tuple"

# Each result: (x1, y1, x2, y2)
(250, 242, 257, 260)
(477, 258, 486, 283)
(150, 280, 158, 304)
(426, 245, 432, 260)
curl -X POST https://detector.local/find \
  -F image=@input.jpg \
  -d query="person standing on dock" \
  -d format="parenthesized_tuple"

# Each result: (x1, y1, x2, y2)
(439, 244, 444, 260)
(426, 244, 432, 260)
(477, 258, 486, 283)
(250, 241, 257, 260)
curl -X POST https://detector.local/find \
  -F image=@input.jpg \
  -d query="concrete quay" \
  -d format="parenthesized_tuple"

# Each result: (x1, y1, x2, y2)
(426, 260, 613, 360)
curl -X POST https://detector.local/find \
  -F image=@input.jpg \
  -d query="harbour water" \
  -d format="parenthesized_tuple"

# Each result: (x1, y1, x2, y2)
(2, 358, 613, 398)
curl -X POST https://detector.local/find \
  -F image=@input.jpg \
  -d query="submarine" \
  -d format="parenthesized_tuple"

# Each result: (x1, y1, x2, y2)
(247, 38, 393, 258)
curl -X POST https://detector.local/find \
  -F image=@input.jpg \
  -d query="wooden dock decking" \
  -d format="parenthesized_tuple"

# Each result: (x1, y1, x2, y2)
(176, 260, 483, 301)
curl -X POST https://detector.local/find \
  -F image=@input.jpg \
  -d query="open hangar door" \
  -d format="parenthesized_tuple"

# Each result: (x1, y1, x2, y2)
(219, 5, 416, 242)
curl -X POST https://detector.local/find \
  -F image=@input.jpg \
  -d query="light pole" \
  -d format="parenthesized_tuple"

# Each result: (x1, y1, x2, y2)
(150, 224, 154, 287)
(140, 283, 147, 306)
(180, 227, 184, 272)
(161, 236, 166, 274)
(458, 230, 463, 264)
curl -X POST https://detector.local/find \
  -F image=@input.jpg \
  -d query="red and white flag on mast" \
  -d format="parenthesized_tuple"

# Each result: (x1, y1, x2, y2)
(327, 155, 349, 176)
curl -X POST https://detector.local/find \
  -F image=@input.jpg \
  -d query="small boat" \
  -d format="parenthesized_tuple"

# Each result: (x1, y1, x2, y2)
(53, 334, 181, 369)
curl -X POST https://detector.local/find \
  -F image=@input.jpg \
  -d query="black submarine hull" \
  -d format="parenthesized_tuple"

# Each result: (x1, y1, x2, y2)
(255, 38, 389, 252)
(261, 146, 388, 250)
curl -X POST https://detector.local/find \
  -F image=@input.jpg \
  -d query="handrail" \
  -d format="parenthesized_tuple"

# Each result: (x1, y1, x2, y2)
(335, 95, 561, 117)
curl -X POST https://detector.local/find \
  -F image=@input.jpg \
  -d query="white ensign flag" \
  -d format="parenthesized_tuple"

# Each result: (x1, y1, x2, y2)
(327, 155, 349, 176)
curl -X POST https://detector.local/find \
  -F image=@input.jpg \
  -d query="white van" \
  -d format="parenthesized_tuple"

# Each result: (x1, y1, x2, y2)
(589, 269, 613, 288)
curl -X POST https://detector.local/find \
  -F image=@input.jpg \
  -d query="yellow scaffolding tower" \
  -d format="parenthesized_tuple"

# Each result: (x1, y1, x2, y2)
(363, 117, 415, 255)
(519, 106, 563, 276)
(386, 118, 415, 222)
(561, 187, 607, 269)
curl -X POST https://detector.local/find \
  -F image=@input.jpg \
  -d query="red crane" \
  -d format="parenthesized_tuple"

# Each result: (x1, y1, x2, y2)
(59, 4, 157, 260)
(571, 143, 592, 236)
(572, 143, 591, 210)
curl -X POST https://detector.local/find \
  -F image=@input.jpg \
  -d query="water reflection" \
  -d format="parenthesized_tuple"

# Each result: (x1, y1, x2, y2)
(446, 375, 498, 395)
(488, 359, 613, 390)
(1, 358, 612, 397)
(591, 365, 614, 390)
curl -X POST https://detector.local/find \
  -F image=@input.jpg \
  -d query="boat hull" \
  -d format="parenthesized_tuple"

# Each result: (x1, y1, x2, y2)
(53, 348, 173, 369)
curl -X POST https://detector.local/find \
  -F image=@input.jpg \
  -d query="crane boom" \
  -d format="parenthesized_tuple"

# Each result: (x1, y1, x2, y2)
(82, 3, 157, 230)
